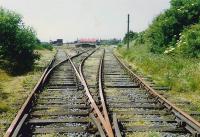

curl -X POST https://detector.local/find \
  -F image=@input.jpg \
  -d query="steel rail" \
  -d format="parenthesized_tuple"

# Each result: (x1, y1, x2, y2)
(79, 49, 114, 137)
(114, 53, 200, 136)
(41, 49, 89, 85)
(89, 113, 106, 137)
(4, 49, 88, 137)
(66, 49, 114, 137)
(113, 113, 122, 137)
(4, 52, 56, 137)
(98, 49, 114, 132)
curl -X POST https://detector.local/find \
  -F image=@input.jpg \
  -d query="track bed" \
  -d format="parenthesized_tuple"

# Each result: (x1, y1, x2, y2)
(5, 46, 200, 137)
(103, 48, 191, 137)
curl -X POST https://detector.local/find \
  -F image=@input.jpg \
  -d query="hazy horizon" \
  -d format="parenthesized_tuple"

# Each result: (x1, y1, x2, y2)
(1, 0, 170, 42)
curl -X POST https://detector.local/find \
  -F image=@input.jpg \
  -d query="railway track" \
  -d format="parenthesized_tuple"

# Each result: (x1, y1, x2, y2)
(27, 49, 95, 136)
(4, 46, 200, 137)
(4, 47, 100, 136)
(104, 49, 200, 137)
(104, 48, 190, 136)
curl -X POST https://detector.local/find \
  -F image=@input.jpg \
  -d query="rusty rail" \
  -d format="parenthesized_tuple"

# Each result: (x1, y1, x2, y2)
(98, 49, 122, 137)
(98, 49, 112, 125)
(4, 49, 88, 137)
(114, 53, 200, 136)
(4, 52, 56, 137)
(99, 49, 122, 136)
(66, 49, 114, 137)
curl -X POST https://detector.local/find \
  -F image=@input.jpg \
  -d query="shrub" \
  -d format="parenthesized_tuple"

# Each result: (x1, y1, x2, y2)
(123, 31, 138, 44)
(176, 24, 200, 57)
(135, 32, 145, 45)
(0, 8, 39, 74)
(140, 0, 200, 53)
(117, 44, 200, 93)
(35, 43, 53, 51)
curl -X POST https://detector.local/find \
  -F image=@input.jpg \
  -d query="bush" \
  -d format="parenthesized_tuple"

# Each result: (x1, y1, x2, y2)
(123, 31, 138, 44)
(35, 43, 53, 51)
(117, 44, 200, 93)
(0, 8, 39, 74)
(135, 32, 145, 45)
(176, 24, 200, 57)
(140, 0, 200, 54)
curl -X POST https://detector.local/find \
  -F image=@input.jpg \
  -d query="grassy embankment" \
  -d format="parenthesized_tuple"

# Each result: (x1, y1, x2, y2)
(0, 48, 56, 135)
(117, 43, 200, 115)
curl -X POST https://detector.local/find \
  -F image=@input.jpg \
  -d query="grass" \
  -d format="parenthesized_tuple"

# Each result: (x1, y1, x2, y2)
(116, 43, 200, 114)
(126, 132, 161, 137)
(126, 120, 150, 127)
(36, 134, 58, 137)
(35, 43, 53, 51)
(0, 48, 56, 136)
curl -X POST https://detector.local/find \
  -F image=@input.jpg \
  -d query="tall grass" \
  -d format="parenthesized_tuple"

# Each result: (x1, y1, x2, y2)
(117, 44, 200, 93)
(35, 43, 53, 51)
(0, 49, 56, 136)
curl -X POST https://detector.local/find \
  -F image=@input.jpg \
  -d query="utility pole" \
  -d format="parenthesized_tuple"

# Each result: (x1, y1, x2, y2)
(127, 14, 130, 49)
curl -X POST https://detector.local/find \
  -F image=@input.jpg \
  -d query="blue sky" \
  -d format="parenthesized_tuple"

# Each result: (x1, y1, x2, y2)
(0, 0, 170, 42)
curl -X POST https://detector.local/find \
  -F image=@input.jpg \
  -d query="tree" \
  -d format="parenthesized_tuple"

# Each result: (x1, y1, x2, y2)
(0, 8, 39, 74)
(176, 24, 200, 58)
(137, 0, 200, 53)
(123, 31, 138, 44)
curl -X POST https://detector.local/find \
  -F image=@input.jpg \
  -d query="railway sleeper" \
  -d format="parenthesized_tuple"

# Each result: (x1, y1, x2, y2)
(32, 126, 89, 134)
(119, 118, 177, 123)
(28, 117, 91, 124)
(37, 98, 85, 102)
(110, 109, 172, 115)
(107, 99, 157, 104)
(48, 81, 76, 85)
(36, 100, 86, 105)
(108, 103, 164, 109)
(45, 88, 77, 91)
(31, 110, 89, 117)
(34, 104, 90, 110)
(105, 85, 139, 88)
(124, 125, 186, 133)
(47, 85, 77, 88)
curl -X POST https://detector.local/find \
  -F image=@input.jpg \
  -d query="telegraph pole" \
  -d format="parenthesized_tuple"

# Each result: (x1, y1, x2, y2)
(127, 14, 130, 49)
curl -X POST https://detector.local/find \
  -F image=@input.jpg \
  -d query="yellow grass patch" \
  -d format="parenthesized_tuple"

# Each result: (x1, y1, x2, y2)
(0, 49, 56, 136)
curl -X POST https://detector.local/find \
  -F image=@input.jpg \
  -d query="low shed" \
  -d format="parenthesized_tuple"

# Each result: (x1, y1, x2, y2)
(75, 43, 96, 48)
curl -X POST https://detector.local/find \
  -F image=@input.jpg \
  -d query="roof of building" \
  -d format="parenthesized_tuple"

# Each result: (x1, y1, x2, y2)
(78, 38, 97, 43)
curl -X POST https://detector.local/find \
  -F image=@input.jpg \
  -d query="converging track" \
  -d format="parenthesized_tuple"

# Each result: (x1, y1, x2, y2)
(103, 48, 190, 136)
(5, 47, 102, 136)
(5, 46, 200, 137)
(26, 49, 95, 136)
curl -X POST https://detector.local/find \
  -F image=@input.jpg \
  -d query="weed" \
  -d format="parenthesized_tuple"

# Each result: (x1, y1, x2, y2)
(0, 102, 9, 113)
(0, 49, 55, 135)
(126, 132, 161, 137)
(117, 43, 200, 115)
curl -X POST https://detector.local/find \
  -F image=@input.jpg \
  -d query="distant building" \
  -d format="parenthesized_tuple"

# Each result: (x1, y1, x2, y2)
(78, 38, 97, 44)
(75, 43, 96, 48)
(50, 39, 63, 46)
(75, 38, 98, 48)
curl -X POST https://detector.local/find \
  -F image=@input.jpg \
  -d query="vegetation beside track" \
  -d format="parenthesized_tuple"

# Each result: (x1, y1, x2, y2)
(117, 43, 200, 115)
(0, 49, 56, 136)
(117, 0, 200, 115)
(0, 7, 53, 75)
(139, 0, 200, 56)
